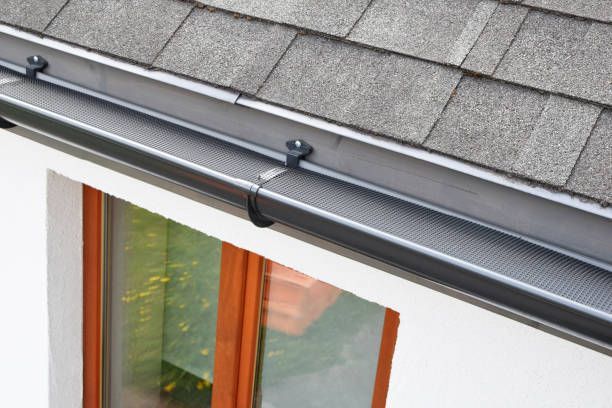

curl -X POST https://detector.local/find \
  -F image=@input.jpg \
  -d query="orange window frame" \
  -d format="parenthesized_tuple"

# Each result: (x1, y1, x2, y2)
(83, 186, 103, 408)
(83, 186, 399, 407)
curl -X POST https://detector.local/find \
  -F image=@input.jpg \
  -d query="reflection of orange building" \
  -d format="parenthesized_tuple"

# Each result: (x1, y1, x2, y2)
(262, 262, 342, 336)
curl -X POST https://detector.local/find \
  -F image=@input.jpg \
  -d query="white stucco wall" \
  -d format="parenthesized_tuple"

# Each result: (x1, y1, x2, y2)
(0, 128, 610, 407)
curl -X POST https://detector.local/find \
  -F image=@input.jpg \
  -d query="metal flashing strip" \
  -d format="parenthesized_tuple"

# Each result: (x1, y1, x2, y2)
(0, 71, 610, 349)
(0, 24, 610, 266)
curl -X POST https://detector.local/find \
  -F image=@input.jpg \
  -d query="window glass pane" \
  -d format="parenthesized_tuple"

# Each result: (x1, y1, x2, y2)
(254, 261, 387, 408)
(108, 198, 220, 407)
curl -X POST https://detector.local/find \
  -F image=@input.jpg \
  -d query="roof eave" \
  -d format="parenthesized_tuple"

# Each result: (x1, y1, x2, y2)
(0, 23, 610, 266)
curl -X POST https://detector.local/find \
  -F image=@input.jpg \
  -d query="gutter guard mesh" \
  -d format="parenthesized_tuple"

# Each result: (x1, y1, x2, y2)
(1, 69, 611, 316)
(264, 169, 612, 314)
(0, 72, 278, 183)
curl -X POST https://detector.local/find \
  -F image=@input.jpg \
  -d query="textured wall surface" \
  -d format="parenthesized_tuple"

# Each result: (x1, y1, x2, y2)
(0, 128, 611, 407)
(46, 172, 82, 408)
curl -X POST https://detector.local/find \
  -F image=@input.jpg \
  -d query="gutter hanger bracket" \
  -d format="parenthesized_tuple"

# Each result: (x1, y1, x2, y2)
(247, 184, 274, 228)
(246, 167, 288, 228)
(26, 55, 47, 79)
(285, 139, 313, 168)
(0, 116, 16, 129)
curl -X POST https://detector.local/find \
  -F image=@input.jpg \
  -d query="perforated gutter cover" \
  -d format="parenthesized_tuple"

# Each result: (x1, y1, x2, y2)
(0, 65, 610, 351)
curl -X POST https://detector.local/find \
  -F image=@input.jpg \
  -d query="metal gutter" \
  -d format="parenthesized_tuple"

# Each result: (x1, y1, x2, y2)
(237, 95, 611, 219)
(0, 75, 610, 350)
(0, 24, 610, 266)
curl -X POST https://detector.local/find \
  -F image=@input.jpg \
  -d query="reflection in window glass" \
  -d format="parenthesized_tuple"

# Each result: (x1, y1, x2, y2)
(254, 262, 387, 408)
(108, 198, 220, 407)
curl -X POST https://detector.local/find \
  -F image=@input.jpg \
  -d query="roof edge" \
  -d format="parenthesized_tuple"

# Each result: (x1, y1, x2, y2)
(237, 95, 611, 218)
(0, 23, 611, 265)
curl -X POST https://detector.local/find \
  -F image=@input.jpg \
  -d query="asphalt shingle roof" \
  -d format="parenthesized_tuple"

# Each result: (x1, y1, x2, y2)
(522, 0, 612, 23)
(258, 35, 462, 143)
(566, 110, 612, 203)
(154, 9, 296, 94)
(425, 77, 548, 172)
(461, 3, 528, 74)
(46, 0, 193, 63)
(494, 11, 612, 106)
(203, 0, 371, 36)
(1, 0, 68, 31)
(0, 0, 610, 205)
(349, 0, 498, 66)
(511, 96, 602, 185)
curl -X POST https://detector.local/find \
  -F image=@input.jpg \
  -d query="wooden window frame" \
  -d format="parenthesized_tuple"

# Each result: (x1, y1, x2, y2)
(83, 187, 399, 408)
(372, 309, 400, 408)
(212, 244, 264, 407)
(83, 185, 103, 408)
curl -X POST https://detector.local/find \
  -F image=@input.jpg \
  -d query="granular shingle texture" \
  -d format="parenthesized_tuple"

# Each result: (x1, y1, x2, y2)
(462, 4, 528, 74)
(566, 110, 612, 203)
(495, 12, 612, 105)
(425, 77, 547, 171)
(154, 10, 295, 94)
(45, 0, 193, 63)
(523, 0, 612, 23)
(512, 96, 601, 185)
(349, 0, 495, 65)
(1, 0, 611, 204)
(0, 0, 67, 31)
(258, 36, 462, 143)
(199, 0, 370, 36)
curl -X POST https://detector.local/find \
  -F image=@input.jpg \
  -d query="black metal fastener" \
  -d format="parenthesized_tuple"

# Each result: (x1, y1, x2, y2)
(246, 184, 274, 228)
(26, 55, 48, 79)
(285, 139, 313, 169)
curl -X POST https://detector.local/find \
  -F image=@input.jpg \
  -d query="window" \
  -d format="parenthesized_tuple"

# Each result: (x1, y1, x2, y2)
(84, 187, 399, 407)
(254, 261, 392, 407)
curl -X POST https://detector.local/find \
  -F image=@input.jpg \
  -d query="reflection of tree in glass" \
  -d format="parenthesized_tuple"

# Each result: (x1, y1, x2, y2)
(119, 204, 220, 407)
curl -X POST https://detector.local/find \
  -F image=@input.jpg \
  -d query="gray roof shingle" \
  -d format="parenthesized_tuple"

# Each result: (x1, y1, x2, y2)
(512, 96, 601, 185)
(0, 0, 610, 204)
(494, 12, 612, 106)
(0, 0, 68, 31)
(154, 9, 295, 94)
(348, 0, 496, 65)
(199, 0, 371, 36)
(45, 0, 193, 64)
(566, 110, 612, 203)
(523, 0, 612, 23)
(424, 77, 547, 171)
(258, 35, 462, 143)
(462, 4, 528, 74)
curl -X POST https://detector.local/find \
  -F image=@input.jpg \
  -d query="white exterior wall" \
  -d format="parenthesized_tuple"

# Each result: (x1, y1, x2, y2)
(0, 128, 610, 407)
